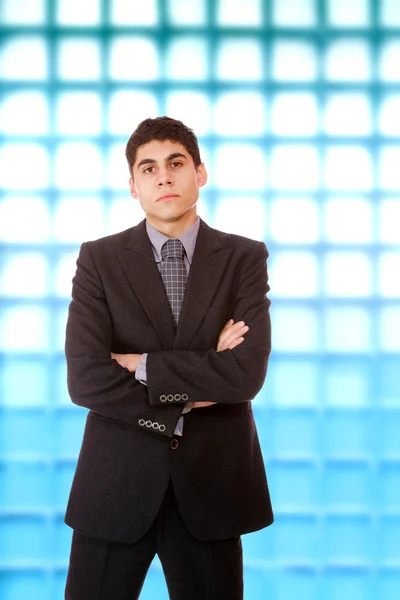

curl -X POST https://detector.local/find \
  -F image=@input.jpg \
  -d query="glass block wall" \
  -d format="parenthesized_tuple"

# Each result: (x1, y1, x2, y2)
(1, 0, 400, 598)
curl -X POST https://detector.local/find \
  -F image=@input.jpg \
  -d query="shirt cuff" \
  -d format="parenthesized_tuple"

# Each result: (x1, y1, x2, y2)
(173, 406, 193, 436)
(173, 415, 184, 436)
(135, 352, 148, 386)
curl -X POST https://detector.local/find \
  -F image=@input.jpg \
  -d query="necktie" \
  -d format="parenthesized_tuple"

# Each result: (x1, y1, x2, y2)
(160, 238, 191, 436)
(160, 239, 187, 327)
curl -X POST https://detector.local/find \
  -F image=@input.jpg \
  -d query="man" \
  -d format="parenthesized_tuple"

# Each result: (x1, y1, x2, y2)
(64, 116, 274, 599)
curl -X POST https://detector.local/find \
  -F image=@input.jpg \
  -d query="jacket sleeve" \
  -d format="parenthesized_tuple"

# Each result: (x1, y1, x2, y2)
(65, 241, 184, 437)
(146, 241, 271, 406)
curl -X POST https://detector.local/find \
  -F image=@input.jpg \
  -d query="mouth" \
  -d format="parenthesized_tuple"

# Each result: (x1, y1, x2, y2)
(157, 194, 179, 202)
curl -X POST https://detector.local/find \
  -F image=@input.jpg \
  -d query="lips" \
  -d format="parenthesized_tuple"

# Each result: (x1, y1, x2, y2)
(157, 194, 179, 202)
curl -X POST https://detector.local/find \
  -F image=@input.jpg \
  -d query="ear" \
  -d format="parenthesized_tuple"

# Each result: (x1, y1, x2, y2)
(197, 163, 208, 188)
(129, 177, 138, 199)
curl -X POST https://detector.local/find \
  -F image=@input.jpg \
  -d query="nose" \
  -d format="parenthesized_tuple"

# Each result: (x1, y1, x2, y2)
(157, 168, 173, 187)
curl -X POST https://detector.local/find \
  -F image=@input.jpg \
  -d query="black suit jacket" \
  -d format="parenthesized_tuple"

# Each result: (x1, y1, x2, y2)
(64, 216, 274, 543)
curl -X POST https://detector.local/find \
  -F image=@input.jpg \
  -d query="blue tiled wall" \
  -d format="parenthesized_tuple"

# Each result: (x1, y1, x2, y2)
(1, 0, 400, 598)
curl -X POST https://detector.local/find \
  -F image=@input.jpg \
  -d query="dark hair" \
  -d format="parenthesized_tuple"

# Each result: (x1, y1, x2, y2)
(125, 116, 202, 179)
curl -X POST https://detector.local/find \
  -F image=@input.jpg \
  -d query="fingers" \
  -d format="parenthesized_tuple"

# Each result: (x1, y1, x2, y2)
(228, 337, 244, 350)
(217, 320, 249, 352)
(219, 320, 246, 340)
(217, 336, 244, 352)
(221, 322, 249, 346)
(221, 318, 234, 331)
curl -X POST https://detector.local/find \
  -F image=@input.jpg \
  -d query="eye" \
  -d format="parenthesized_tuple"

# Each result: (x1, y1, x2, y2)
(143, 161, 182, 173)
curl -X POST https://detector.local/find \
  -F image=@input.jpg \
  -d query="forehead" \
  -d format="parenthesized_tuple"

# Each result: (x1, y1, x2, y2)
(134, 139, 189, 162)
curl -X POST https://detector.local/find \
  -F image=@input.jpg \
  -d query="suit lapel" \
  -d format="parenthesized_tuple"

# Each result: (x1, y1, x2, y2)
(116, 217, 232, 350)
(173, 219, 232, 349)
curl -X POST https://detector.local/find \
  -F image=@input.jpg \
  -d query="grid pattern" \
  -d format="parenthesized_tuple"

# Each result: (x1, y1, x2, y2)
(1, 0, 400, 598)
(160, 238, 187, 326)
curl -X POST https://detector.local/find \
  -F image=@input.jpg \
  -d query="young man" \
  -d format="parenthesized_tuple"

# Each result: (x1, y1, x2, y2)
(64, 116, 274, 599)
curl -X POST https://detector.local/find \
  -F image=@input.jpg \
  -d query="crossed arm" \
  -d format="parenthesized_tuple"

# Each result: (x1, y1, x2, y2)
(65, 240, 271, 431)
(111, 319, 250, 409)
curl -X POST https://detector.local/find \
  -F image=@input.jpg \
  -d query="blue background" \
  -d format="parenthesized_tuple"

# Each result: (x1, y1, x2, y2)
(0, 0, 400, 598)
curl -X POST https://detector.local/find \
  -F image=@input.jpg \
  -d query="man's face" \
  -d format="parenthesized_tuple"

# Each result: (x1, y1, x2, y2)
(129, 139, 207, 227)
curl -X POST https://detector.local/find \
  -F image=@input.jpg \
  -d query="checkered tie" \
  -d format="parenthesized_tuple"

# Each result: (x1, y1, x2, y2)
(160, 239, 187, 327)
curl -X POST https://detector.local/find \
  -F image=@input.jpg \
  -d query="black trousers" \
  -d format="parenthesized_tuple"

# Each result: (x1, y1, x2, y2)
(65, 478, 243, 599)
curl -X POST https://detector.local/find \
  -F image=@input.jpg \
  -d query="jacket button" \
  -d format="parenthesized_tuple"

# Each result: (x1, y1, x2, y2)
(160, 395, 167, 402)
(182, 393, 189, 401)
(170, 438, 179, 450)
(167, 394, 174, 402)
(174, 394, 181, 401)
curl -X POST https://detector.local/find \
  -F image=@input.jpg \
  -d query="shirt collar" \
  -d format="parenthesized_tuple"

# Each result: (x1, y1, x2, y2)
(145, 216, 200, 265)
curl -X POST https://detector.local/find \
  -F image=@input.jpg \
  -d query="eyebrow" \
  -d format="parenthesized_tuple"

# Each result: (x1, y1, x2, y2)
(136, 152, 187, 170)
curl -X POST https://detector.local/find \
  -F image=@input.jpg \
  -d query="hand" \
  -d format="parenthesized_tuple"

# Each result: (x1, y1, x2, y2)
(185, 401, 216, 409)
(111, 352, 142, 373)
(217, 318, 249, 352)
(189, 318, 249, 409)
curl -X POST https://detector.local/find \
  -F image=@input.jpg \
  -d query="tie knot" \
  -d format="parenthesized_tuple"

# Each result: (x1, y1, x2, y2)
(161, 239, 185, 261)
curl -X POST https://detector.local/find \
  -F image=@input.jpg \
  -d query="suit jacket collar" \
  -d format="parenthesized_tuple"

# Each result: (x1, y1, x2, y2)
(117, 217, 232, 350)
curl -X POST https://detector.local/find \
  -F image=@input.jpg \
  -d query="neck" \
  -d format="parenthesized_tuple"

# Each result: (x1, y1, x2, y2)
(146, 208, 198, 238)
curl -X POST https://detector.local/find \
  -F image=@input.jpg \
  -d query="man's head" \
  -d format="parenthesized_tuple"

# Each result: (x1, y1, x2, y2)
(125, 116, 202, 179)
(125, 116, 207, 235)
